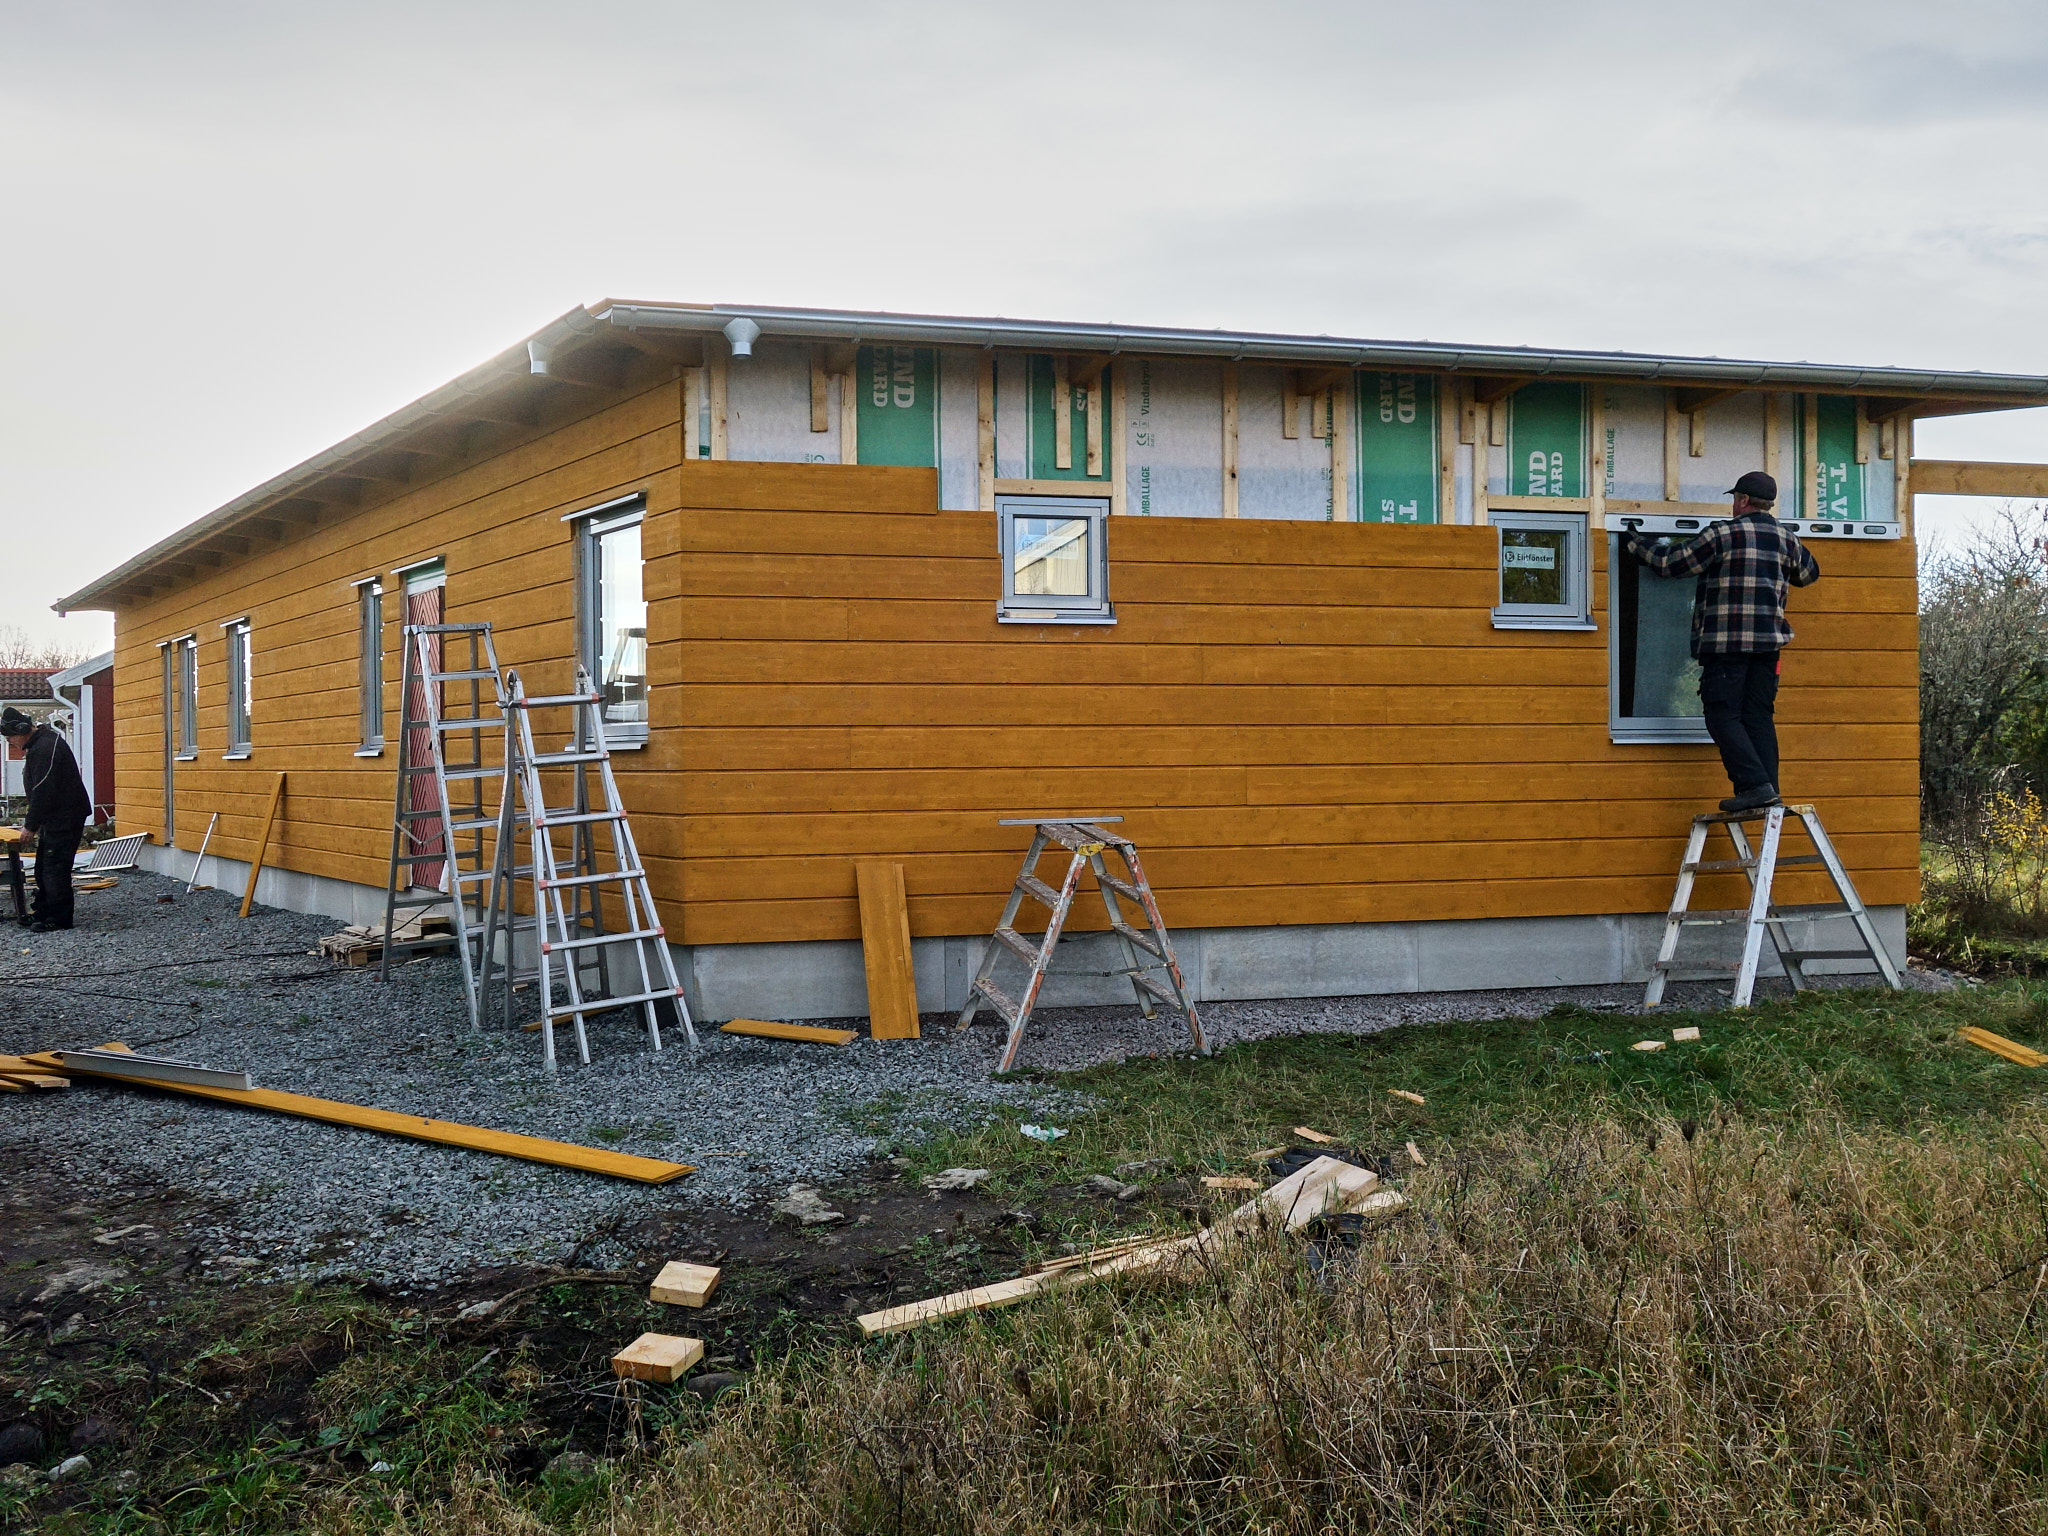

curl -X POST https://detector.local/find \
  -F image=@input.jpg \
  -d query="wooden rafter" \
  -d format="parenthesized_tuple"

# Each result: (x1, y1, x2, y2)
(1672, 386, 1746, 416)
(1067, 353, 1113, 391)
(1470, 375, 1531, 406)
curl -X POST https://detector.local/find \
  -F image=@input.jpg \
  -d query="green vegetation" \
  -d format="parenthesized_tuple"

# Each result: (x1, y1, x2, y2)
(10, 981, 2048, 1533)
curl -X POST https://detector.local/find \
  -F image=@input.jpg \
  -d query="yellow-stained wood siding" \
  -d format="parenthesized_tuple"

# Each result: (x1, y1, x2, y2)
(112, 450, 1919, 951)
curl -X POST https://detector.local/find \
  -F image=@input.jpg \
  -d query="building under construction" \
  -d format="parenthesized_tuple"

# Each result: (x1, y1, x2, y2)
(53, 303, 2048, 1020)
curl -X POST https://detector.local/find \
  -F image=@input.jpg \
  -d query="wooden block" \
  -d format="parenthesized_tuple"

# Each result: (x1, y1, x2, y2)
(649, 1260, 721, 1308)
(1671, 1026, 1701, 1042)
(855, 860, 920, 1040)
(1405, 1140, 1426, 1167)
(720, 1018, 858, 1046)
(1388, 1089, 1426, 1106)
(611, 1332, 704, 1383)
(1293, 1126, 1336, 1144)
(1201, 1175, 1258, 1190)
(1632, 1040, 1666, 1053)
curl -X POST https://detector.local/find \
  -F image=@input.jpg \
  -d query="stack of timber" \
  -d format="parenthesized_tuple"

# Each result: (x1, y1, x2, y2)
(318, 912, 453, 966)
(858, 1154, 1399, 1337)
(0, 1055, 70, 1094)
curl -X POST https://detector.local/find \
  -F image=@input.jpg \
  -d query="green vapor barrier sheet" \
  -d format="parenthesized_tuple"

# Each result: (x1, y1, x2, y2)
(856, 346, 938, 467)
(1802, 395, 1865, 519)
(1025, 355, 1113, 484)
(1353, 373, 1440, 523)
(1506, 382, 1588, 498)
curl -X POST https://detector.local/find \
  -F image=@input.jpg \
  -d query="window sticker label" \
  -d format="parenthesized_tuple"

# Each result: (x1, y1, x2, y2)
(1354, 373, 1438, 523)
(1506, 382, 1587, 498)
(855, 346, 938, 468)
(1502, 546, 1557, 569)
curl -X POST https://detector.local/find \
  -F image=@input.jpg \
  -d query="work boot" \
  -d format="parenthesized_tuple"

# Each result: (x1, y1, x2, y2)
(1719, 784, 1781, 814)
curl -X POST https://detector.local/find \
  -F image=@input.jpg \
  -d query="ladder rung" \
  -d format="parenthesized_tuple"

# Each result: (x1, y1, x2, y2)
(536, 810, 625, 828)
(385, 894, 452, 909)
(1132, 971, 1186, 1009)
(991, 926, 1043, 963)
(1675, 915, 1747, 926)
(1652, 960, 1741, 973)
(440, 766, 504, 782)
(540, 867, 646, 889)
(970, 977, 1022, 1026)
(1097, 870, 1145, 904)
(436, 718, 507, 732)
(543, 986, 682, 1019)
(516, 692, 603, 707)
(1016, 873, 1064, 909)
(1111, 919, 1164, 959)
(1762, 909, 1861, 925)
(1779, 949, 1882, 963)
(529, 751, 607, 766)
(391, 850, 451, 865)
(428, 668, 499, 683)
(543, 926, 664, 953)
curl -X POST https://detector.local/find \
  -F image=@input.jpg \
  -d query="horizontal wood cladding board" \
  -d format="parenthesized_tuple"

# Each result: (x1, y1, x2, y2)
(674, 462, 938, 512)
(680, 868, 1923, 947)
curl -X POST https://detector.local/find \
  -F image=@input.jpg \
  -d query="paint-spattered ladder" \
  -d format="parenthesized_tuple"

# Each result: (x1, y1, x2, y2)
(958, 820, 1207, 1073)
(1646, 802, 1901, 1009)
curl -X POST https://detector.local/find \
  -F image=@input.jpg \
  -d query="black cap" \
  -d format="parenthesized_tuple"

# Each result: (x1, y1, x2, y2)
(0, 707, 33, 736)
(1726, 470, 1777, 503)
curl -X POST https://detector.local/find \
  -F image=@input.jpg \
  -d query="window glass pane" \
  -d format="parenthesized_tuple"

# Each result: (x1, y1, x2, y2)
(1616, 553, 1704, 720)
(360, 585, 383, 744)
(595, 522, 647, 726)
(1014, 517, 1092, 597)
(1500, 527, 1568, 607)
(178, 642, 197, 754)
(231, 626, 252, 746)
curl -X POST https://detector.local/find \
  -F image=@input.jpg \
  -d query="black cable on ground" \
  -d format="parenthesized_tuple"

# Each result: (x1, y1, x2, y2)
(3, 949, 328, 985)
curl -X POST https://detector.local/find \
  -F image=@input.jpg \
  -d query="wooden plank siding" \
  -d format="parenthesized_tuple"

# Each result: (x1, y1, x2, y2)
(112, 447, 1918, 953)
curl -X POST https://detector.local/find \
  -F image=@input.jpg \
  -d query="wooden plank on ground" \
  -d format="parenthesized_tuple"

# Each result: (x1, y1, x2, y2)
(24, 1045, 692, 1183)
(1293, 1126, 1336, 1144)
(855, 860, 920, 1039)
(649, 1261, 721, 1307)
(0, 1073, 69, 1091)
(1958, 1025, 2048, 1068)
(719, 1018, 858, 1046)
(611, 1332, 704, 1382)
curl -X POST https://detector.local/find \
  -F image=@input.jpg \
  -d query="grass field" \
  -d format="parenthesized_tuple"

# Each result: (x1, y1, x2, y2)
(11, 980, 2048, 1534)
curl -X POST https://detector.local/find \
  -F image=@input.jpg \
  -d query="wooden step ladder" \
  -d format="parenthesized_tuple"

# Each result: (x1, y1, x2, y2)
(1645, 802, 1902, 1009)
(957, 819, 1206, 1073)
(493, 666, 697, 1070)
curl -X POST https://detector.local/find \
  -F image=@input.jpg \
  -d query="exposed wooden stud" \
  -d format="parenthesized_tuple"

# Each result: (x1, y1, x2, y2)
(1470, 384, 1490, 528)
(1588, 387, 1607, 532)
(708, 351, 729, 461)
(1802, 393, 1819, 520)
(1438, 375, 1459, 523)
(977, 353, 996, 511)
(1221, 362, 1240, 519)
(1689, 407, 1707, 458)
(1664, 390, 1683, 500)
(1331, 374, 1352, 521)
(1109, 361, 1127, 516)
(1053, 356, 1074, 470)
(1085, 365, 1103, 478)
(839, 360, 858, 466)
(683, 369, 703, 461)
(1897, 417, 1913, 533)
(1487, 398, 1505, 448)
(1854, 398, 1873, 466)
(1764, 392, 1782, 490)
(993, 478, 1115, 498)
(809, 346, 830, 433)
(1282, 372, 1301, 440)
(1878, 416, 1896, 461)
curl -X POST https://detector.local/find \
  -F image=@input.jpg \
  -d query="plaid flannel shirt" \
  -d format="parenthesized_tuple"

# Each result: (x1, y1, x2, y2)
(1626, 511, 1820, 657)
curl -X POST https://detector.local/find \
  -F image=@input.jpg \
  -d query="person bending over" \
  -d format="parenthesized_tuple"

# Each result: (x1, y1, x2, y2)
(1, 706, 92, 931)
(1623, 471, 1820, 814)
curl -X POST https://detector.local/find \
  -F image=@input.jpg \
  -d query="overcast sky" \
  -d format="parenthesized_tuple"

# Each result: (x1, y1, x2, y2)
(5, 0, 2044, 655)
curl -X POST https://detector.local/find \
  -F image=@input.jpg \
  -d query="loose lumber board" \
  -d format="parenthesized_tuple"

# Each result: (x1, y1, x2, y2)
(719, 1018, 858, 1046)
(1388, 1089, 1426, 1106)
(240, 770, 286, 917)
(611, 1332, 704, 1383)
(1293, 1126, 1336, 1144)
(0, 1073, 68, 1091)
(855, 859, 920, 1039)
(1202, 1175, 1258, 1190)
(1958, 1026, 2048, 1068)
(25, 1045, 692, 1183)
(649, 1261, 721, 1308)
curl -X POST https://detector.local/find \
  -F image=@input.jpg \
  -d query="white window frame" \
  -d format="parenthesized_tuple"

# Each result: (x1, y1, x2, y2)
(996, 495, 1114, 625)
(567, 493, 650, 748)
(1491, 510, 1593, 631)
(221, 618, 253, 756)
(354, 578, 385, 754)
(173, 634, 199, 759)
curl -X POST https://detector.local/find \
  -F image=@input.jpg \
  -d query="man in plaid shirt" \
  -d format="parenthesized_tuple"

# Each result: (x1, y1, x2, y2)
(1623, 471, 1820, 813)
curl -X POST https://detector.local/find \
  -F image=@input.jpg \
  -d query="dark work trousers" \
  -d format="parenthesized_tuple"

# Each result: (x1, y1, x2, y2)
(1698, 652, 1781, 794)
(32, 823, 83, 929)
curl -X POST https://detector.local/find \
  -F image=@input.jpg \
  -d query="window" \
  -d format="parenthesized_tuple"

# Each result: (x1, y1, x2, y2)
(175, 635, 198, 758)
(1610, 533, 1711, 743)
(1491, 510, 1592, 630)
(574, 498, 648, 745)
(356, 579, 385, 752)
(997, 496, 1113, 624)
(223, 618, 253, 755)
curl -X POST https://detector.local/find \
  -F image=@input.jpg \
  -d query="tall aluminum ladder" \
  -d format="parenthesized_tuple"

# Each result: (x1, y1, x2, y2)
(957, 819, 1206, 1073)
(495, 666, 696, 1070)
(379, 622, 508, 1027)
(1645, 802, 1903, 1009)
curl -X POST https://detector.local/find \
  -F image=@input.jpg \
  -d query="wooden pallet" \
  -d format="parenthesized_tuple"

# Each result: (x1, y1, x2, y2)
(318, 913, 454, 966)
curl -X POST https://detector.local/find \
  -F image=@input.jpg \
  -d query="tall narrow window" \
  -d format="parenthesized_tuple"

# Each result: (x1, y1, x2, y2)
(575, 499, 649, 745)
(1610, 533, 1711, 743)
(176, 636, 199, 758)
(356, 579, 385, 751)
(223, 618, 253, 755)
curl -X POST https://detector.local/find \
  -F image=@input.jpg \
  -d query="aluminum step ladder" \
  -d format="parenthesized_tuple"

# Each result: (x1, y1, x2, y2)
(957, 819, 1206, 1073)
(379, 622, 509, 1027)
(494, 666, 696, 1070)
(1645, 802, 1902, 1009)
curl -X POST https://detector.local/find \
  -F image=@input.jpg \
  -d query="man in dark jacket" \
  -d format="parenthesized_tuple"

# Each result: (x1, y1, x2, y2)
(1623, 471, 1821, 814)
(2, 706, 92, 931)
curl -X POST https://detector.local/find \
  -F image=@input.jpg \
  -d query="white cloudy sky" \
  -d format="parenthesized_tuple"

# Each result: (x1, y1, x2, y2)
(4, 0, 2045, 654)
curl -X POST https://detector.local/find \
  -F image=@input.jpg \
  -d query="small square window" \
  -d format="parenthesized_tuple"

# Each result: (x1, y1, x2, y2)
(997, 497, 1113, 624)
(1492, 511, 1592, 631)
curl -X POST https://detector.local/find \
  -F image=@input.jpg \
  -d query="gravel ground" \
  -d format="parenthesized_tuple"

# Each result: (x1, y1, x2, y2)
(0, 870, 1954, 1288)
